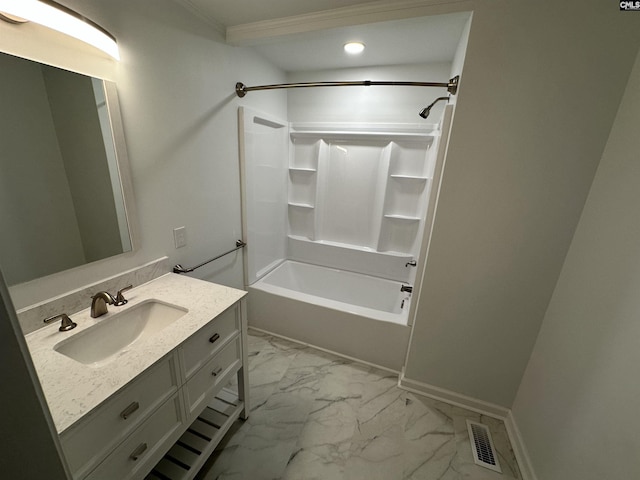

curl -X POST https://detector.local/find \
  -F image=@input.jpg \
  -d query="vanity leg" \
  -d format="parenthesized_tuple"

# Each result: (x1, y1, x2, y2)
(238, 298, 250, 420)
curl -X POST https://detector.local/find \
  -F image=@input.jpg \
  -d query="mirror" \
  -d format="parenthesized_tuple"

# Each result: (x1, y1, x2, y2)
(0, 51, 135, 286)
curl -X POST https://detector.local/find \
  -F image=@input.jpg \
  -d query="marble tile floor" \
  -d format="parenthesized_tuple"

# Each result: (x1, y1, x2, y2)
(196, 330, 522, 480)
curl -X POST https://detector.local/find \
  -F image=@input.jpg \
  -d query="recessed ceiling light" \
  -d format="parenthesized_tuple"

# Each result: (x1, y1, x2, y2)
(344, 42, 365, 55)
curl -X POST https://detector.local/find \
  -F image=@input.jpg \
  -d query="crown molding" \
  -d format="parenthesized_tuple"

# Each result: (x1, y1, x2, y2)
(226, 0, 472, 45)
(173, 0, 226, 35)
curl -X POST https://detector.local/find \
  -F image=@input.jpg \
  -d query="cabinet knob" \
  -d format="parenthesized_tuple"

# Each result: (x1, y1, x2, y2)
(120, 401, 140, 420)
(212, 367, 223, 377)
(129, 442, 147, 461)
(209, 333, 220, 343)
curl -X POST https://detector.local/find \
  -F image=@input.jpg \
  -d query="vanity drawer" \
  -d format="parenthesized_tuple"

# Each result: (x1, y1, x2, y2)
(61, 354, 180, 478)
(85, 393, 184, 480)
(181, 305, 239, 379)
(184, 336, 241, 420)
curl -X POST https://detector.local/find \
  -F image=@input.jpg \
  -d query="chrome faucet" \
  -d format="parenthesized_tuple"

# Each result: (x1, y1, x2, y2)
(91, 291, 116, 318)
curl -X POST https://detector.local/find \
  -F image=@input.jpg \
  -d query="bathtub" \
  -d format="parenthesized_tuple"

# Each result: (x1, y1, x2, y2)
(247, 260, 412, 370)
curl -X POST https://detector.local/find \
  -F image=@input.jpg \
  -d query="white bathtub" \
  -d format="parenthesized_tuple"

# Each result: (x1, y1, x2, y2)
(247, 260, 412, 370)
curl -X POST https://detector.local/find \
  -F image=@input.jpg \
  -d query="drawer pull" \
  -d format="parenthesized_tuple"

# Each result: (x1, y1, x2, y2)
(129, 442, 148, 461)
(209, 333, 221, 343)
(120, 401, 140, 420)
(212, 367, 223, 377)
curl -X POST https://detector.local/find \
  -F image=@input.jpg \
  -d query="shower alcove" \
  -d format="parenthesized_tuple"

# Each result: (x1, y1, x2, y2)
(240, 105, 453, 370)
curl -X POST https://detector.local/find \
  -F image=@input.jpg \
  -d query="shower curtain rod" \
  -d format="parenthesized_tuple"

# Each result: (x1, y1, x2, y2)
(235, 75, 459, 97)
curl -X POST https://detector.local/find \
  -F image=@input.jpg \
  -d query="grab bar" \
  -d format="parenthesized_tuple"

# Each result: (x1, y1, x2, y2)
(173, 240, 246, 274)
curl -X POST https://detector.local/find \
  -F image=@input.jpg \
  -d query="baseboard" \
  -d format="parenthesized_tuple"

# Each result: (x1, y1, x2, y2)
(398, 372, 510, 420)
(504, 411, 539, 480)
(248, 326, 400, 374)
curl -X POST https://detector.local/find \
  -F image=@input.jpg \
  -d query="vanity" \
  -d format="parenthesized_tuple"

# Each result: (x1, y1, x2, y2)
(26, 273, 248, 480)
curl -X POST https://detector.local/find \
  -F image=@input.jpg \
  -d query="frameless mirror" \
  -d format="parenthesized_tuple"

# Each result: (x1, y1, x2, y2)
(0, 51, 135, 286)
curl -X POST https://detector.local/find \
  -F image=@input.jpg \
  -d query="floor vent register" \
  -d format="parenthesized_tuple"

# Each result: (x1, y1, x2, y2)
(466, 420, 502, 473)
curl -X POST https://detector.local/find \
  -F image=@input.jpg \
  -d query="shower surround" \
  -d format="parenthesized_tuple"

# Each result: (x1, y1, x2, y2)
(240, 106, 449, 370)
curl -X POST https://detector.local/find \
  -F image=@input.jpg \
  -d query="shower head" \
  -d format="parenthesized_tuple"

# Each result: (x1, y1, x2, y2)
(419, 96, 450, 119)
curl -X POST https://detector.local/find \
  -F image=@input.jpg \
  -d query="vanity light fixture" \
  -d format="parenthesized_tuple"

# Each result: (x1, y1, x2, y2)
(0, 0, 120, 60)
(344, 42, 365, 55)
(0, 11, 27, 23)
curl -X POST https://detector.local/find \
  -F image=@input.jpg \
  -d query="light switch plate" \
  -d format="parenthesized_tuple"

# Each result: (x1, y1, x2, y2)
(173, 227, 186, 248)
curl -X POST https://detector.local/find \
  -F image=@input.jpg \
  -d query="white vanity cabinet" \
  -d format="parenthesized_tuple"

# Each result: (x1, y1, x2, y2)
(182, 336, 242, 420)
(85, 393, 185, 480)
(60, 354, 183, 479)
(59, 298, 249, 480)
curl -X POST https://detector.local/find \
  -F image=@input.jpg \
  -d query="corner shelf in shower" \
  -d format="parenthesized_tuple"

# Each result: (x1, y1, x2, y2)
(288, 202, 315, 209)
(383, 214, 421, 221)
(389, 174, 428, 181)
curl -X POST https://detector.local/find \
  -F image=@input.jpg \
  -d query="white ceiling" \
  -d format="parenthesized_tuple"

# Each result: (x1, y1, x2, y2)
(251, 13, 470, 72)
(177, 0, 470, 72)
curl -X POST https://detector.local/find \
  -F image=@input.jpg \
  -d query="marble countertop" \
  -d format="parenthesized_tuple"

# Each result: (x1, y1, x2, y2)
(25, 273, 246, 434)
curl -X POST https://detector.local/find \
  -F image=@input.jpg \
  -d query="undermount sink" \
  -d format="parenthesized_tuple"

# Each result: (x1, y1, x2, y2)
(54, 300, 188, 366)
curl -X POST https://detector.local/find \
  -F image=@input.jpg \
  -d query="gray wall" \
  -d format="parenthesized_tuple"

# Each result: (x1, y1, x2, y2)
(512, 47, 640, 480)
(404, 0, 640, 407)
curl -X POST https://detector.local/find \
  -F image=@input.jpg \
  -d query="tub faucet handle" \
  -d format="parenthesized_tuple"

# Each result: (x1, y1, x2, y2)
(405, 260, 417, 267)
(400, 284, 413, 294)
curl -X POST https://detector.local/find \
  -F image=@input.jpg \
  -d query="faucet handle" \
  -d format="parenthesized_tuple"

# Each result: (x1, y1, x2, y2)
(114, 284, 133, 306)
(400, 284, 413, 294)
(44, 313, 77, 332)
